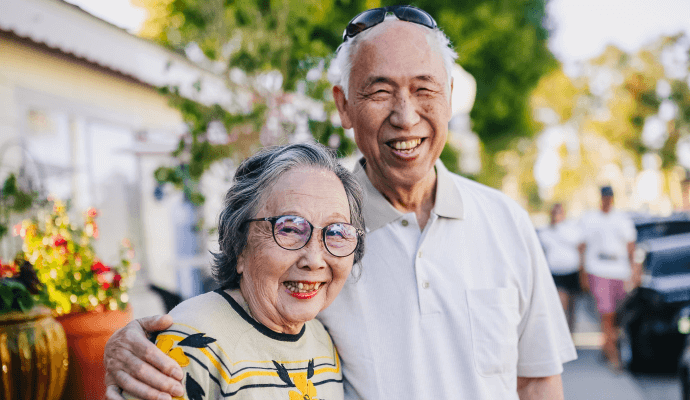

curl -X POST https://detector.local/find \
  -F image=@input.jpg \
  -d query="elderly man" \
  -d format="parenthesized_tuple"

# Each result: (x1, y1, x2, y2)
(104, 6, 575, 400)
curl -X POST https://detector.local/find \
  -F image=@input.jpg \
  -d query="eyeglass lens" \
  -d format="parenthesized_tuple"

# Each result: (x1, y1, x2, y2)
(273, 215, 358, 257)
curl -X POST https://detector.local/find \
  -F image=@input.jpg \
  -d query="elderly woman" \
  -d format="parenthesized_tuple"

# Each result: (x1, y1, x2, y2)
(124, 143, 364, 400)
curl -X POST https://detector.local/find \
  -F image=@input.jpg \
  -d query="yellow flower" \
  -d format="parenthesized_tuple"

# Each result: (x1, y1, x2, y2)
(288, 372, 318, 400)
(156, 338, 190, 367)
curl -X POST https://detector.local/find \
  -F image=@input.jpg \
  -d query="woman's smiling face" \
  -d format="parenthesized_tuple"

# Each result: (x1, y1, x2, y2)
(237, 167, 355, 334)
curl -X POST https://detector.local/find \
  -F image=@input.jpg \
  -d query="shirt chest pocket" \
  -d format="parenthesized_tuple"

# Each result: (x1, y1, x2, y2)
(466, 288, 520, 377)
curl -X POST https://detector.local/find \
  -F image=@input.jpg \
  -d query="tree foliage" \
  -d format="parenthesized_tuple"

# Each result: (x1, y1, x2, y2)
(521, 34, 690, 213)
(134, 0, 556, 198)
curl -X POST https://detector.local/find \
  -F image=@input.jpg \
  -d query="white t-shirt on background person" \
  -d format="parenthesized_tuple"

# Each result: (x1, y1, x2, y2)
(538, 221, 584, 275)
(579, 211, 637, 280)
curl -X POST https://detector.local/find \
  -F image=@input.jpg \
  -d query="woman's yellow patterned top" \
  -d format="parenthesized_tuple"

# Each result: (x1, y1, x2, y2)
(125, 289, 343, 400)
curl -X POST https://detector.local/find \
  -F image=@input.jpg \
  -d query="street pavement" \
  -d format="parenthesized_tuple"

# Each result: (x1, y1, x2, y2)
(562, 294, 682, 399)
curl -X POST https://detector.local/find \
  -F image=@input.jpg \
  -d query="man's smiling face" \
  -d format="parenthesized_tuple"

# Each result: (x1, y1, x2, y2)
(334, 20, 452, 190)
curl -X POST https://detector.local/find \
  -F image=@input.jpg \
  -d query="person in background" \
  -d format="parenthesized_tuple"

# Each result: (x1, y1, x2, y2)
(579, 186, 639, 370)
(538, 203, 583, 331)
(103, 6, 576, 399)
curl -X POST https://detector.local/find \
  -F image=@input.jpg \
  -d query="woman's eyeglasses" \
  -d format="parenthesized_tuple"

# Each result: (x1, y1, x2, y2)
(245, 215, 363, 257)
(342, 5, 437, 42)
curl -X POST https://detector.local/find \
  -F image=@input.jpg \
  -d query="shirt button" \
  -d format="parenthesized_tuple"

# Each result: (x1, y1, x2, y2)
(401, 220, 409, 227)
(422, 281, 430, 289)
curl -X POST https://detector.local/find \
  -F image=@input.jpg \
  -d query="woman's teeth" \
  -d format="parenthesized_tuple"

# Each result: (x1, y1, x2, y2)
(389, 138, 422, 150)
(284, 281, 321, 293)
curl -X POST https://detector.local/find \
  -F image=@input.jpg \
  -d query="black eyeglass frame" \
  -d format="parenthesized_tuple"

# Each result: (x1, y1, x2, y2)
(342, 5, 437, 42)
(245, 215, 364, 258)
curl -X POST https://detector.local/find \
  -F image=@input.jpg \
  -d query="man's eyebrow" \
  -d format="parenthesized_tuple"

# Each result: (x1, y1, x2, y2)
(361, 75, 443, 89)
(362, 76, 395, 89)
(414, 75, 442, 85)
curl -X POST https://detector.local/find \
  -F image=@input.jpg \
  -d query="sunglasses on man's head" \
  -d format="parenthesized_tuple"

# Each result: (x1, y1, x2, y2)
(342, 5, 437, 42)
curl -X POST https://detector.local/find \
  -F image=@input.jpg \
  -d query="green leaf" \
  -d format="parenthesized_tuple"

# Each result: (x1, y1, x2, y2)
(0, 282, 35, 313)
(0, 284, 14, 309)
(2, 173, 18, 196)
(14, 288, 35, 312)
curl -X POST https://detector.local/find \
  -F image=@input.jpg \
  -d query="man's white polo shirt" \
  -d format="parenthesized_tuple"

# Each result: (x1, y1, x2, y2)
(317, 159, 576, 400)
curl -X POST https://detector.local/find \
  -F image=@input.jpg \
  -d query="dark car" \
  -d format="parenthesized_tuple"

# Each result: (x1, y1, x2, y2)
(615, 213, 690, 374)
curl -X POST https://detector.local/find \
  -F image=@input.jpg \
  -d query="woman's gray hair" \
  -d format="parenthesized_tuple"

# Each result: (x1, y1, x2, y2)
(327, 15, 458, 99)
(212, 142, 366, 289)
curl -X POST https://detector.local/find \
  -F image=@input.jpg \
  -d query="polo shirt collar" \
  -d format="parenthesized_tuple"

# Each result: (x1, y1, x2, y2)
(354, 158, 465, 232)
(434, 160, 465, 220)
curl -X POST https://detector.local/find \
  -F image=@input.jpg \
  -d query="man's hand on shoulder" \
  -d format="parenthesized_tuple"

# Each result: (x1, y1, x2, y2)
(104, 314, 184, 400)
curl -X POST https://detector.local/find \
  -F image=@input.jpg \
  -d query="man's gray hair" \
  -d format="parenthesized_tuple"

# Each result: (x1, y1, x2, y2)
(328, 15, 458, 99)
(212, 142, 366, 289)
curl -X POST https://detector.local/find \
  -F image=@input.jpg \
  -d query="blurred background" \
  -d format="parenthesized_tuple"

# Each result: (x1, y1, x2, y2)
(1, 0, 690, 398)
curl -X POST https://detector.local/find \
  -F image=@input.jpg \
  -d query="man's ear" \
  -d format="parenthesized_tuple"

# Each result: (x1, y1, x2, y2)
(333, 85, 353, 129)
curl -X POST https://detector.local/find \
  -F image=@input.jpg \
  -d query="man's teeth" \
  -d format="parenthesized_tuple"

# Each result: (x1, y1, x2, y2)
(390, 138, 422, 150)
(284, 282, 322, 293)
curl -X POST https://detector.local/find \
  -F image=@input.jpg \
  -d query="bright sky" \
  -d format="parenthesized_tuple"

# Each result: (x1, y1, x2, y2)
(64, 0, 690, 63)
(547, 0, 690, 62)
(64, 0, 148, 33)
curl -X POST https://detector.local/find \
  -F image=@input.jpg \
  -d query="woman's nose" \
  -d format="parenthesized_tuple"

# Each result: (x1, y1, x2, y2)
(298, 231, 328, 270)
(389, 92, 420, 129)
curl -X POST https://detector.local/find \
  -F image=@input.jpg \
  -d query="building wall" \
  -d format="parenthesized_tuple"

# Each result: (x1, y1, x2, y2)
(0, 33, 186, 292)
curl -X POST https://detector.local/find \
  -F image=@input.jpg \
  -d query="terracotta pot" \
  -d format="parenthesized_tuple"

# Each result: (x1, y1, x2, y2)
(57, 307, 132, 400)
(0, 307, 69, 400)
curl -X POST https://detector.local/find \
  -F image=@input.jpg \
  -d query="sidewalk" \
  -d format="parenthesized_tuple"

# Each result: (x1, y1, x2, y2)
(563, 350, 646, 400)
(562, 294, 681, 399)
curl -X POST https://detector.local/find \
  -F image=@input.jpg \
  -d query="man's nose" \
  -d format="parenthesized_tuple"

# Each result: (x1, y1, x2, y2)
(389, 92, 420, 129)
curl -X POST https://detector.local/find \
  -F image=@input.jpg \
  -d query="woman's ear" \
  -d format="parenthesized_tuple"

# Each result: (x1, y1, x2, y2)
(236, 250, 246, 275)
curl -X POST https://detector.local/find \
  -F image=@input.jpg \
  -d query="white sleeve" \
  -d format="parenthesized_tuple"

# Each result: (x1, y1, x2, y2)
(572, 220, 585, 245)
(622, 215, 637, 243)
(515, 211, 577, 377)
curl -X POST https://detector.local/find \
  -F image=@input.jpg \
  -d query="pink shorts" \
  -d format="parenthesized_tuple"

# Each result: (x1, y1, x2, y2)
(588, 274, 627, 314)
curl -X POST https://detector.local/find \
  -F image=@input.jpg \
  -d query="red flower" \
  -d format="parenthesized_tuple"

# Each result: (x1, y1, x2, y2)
(91, 261, 110, 275)
(113, 274, 122, 288)
(0, 262, 18, 278)
(86, 208, 99, 218)
(101, 282, 111, 290)
(53, 235, 67, 247)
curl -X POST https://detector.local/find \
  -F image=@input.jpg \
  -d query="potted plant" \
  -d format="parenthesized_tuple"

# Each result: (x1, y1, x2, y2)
(0, 259, 69, 400)
(14, 200, 138, 400)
